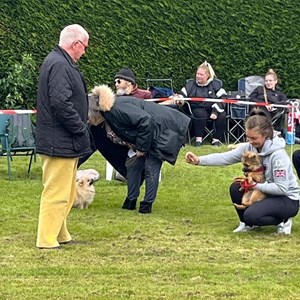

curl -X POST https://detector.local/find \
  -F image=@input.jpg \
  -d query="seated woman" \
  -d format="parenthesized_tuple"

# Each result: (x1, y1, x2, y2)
(177, 61, 227, 147)
(249, 69, 287, 131)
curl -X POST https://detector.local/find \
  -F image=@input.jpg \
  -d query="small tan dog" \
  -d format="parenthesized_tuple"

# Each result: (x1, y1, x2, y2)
(234, 151, 266, 210)
(73, 176, 95, 209)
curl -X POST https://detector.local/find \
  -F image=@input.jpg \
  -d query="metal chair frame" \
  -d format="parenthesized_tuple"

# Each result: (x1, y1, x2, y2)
(0, 114, 36, 179)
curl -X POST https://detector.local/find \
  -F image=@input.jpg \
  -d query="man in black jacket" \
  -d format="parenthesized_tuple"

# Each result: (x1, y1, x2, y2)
(89, 85, 190, 213)
(36, 24, 92, 249)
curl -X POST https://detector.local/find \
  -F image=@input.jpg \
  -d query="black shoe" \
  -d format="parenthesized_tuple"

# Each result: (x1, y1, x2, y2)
(138, 201, 152, 214)
(122, 198, 137, 210)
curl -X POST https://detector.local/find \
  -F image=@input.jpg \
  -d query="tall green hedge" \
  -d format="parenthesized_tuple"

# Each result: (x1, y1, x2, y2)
(0, 0, 300, 108)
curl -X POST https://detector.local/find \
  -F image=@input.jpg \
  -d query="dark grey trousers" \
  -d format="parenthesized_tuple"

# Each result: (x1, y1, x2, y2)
(126, 153, 162, 203)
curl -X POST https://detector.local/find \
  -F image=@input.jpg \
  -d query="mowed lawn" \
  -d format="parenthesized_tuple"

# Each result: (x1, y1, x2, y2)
(1, 144, 300, 300)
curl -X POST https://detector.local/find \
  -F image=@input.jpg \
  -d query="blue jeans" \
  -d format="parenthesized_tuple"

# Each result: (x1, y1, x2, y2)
(126, 153, 162, 203)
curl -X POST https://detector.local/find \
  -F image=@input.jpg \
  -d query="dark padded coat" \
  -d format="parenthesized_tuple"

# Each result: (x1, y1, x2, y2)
(179, 79, 226, 115)
(90, 85, 190, 165)
(249, 86, 287, 104)
(36, 46, 92, 158)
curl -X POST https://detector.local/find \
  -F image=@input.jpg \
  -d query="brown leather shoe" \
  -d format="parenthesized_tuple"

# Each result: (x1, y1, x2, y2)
(38, 246, 63, 250)
(59, 240, 89, 245)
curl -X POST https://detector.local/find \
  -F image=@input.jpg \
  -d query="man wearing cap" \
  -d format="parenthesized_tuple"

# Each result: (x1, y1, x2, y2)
(78, 68, 151, 175)
(114, 67, 151, 99)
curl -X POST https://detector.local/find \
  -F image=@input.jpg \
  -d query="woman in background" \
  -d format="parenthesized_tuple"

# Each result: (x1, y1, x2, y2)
(249, 68, 287, 130)
(177, 61, 227, 147)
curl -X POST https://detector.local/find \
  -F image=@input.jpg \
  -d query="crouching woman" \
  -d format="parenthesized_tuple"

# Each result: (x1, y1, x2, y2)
(185, 108, 299, 234)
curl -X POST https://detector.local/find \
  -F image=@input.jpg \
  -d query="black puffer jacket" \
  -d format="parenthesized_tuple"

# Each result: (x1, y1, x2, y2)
(36, 46, 91, 158)
(249, 86, 287, 104)
(91, 85, 190, 165)
(179, 79, 226, 114)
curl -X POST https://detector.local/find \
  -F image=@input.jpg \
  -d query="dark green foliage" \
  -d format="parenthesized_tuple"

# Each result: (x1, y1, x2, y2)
(0, 0, 299, 108)
(0, 53, 37, 108)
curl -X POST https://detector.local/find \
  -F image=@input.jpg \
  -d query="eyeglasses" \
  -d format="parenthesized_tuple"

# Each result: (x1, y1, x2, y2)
(115, 79, 122, 84)
(77, 40, 88, 51)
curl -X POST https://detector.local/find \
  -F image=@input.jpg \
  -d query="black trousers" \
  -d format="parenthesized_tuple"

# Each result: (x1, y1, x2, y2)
(78, 125, 128, 178)
(292, 149, 300, 179)
(229, 182, 299, 226)
(190, 105, 226, 141)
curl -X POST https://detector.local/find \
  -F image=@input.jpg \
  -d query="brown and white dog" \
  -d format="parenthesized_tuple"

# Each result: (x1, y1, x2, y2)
(73, 176, 95, 209)
(234, 151, 266, 210)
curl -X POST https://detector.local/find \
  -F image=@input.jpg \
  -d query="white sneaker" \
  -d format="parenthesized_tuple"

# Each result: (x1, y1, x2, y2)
(277, 218, 292, 235)
(233, 222, 252, 233)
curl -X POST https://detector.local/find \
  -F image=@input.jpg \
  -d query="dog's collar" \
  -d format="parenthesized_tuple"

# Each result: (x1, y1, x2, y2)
(242, 166, 265, 173)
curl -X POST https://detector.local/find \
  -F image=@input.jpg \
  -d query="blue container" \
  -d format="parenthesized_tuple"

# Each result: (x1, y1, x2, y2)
(286, 131, 295, 145)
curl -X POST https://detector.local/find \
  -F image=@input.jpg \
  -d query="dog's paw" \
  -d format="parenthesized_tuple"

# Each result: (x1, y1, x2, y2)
(234, 203, 247, 210)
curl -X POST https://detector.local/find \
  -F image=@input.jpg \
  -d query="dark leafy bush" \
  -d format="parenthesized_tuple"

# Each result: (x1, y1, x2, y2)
(0, 0, 299, 109)
(0, 53, 37, 108)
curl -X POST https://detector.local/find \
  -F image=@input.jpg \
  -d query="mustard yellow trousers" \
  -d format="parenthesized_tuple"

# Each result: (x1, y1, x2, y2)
(36, 155, 78, 248)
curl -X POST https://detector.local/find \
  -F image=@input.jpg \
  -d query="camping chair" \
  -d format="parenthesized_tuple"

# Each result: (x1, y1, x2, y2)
(238, 75, 265, 98)
(182, 78, 227, 145)
(238, 75, 286, 132)
(226, 91, 248, 144)
(146, 77, 174, 101)
(0, 114, 36, 179)
(226, 76, 264, 144)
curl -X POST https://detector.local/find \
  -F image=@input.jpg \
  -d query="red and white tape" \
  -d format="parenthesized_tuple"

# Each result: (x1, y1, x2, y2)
(0, 109, 37, 115)
(146, 96, 299, 109)
(1, 98, 299, 113)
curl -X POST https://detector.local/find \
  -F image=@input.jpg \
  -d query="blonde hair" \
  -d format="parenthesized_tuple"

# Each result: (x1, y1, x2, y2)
(265, 68, 277, 79)
(59, 24, 89, 47)
(197, 61, 216, 79)
(91, 85, 115, 112)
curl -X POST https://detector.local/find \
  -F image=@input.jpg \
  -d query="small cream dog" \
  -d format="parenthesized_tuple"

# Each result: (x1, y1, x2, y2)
(73, 176, 96, 209)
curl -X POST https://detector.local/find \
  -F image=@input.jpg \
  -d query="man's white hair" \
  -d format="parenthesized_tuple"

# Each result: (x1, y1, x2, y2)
(59, 24, 89, 47)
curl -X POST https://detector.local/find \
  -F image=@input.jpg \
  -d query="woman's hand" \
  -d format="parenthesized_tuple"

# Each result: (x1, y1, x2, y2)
(185, 151, 200, 165)
(170, 94, 185, 106)
(210, 113, 217, 120)
(136, 150, 145, 157)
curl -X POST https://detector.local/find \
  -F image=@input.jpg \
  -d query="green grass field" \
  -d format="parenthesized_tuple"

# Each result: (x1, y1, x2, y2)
(1, 144, 300, 300)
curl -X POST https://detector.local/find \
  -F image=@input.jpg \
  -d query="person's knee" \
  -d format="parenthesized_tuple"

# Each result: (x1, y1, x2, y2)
(244, 209, 260, 226)
(229, 182, 240, 194)
(292, 150, 300, 163)
(217, 111, 226, 120)
(192, 108, 207, 118)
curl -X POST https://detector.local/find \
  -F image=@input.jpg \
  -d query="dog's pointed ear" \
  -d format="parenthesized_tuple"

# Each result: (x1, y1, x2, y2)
(249, 152, 255, 159)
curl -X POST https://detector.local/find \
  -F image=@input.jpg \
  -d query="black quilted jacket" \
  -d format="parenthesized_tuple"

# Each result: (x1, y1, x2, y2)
(36, 46, 91, 158)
